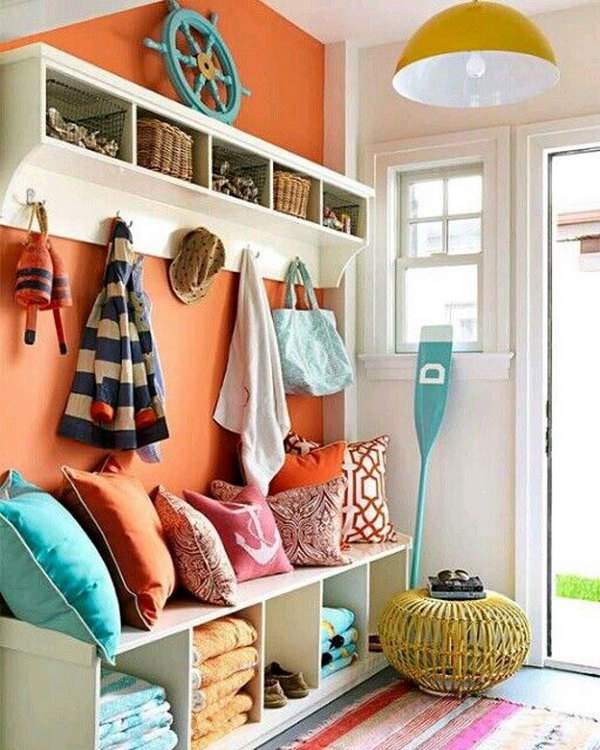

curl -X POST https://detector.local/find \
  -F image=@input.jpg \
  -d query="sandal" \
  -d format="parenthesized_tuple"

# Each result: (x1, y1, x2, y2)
(265, 662, 309, 699)
(264, 677, 287, 708)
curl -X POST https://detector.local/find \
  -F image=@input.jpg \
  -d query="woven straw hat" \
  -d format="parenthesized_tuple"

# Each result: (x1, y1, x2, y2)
(169, 227, 225, 304)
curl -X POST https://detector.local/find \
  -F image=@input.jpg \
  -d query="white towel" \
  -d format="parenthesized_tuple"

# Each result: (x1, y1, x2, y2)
(214, 249, 290, 494)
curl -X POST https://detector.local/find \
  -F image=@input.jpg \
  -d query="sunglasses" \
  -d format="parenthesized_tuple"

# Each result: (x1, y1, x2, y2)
(437, 569, 470, 583)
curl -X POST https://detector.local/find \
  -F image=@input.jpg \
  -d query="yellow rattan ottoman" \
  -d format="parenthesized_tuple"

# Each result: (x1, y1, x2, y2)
(379, 589, 531, 696)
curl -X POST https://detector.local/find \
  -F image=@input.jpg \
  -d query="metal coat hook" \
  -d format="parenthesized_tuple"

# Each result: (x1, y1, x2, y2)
(115, 210, 133, 228)
(26, 188, 45, 206)
(244, 243, 260, 259)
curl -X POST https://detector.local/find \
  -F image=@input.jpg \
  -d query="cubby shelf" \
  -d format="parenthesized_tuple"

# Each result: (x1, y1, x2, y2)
(0, 538, 410, 750)
(0, 43, 374, 287)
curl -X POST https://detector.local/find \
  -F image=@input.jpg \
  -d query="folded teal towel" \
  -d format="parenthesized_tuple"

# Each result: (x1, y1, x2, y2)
(100, 669, 166, 724)
(100, 700, 171, 739)
(321, 607, 355, 645)
(320, 651, 357, 678)
(322, 626, 359, 654)
(101, 709, 172, 748)
(107, 727, 177, 750)
(321, 642, 357, 667)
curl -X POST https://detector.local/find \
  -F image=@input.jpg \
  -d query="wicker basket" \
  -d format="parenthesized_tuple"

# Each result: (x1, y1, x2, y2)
(274, 171, 311, 219)
(137, 118, 193, 181)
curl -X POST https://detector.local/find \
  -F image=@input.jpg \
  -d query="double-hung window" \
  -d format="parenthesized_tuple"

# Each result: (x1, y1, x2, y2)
(396, 164, 483, 352)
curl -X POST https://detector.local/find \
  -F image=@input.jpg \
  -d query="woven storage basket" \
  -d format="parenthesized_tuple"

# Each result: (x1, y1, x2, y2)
(137, 118, 193, 181)
(274, 171, 311, 219)
(379, 589, 531, 697)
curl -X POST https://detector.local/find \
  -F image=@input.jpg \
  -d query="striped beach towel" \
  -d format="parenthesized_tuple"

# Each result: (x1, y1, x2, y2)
(59, 219, 169, 450)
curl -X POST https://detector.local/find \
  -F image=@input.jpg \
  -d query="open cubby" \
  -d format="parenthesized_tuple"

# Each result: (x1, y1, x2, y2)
(273, 163, 321, 224)
(45, 69, 133, 163)
(322, 564, 369, 664)
(212, 138, 271, 208)
(323, 182, 367, 239)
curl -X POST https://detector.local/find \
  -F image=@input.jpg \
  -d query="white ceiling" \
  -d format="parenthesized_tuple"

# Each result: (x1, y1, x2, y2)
(261, 0, 598, 47)
(0, 0, 597, 46)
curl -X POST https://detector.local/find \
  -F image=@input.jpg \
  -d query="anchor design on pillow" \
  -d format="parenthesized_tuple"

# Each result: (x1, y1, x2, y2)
(232, 504, 281, 565)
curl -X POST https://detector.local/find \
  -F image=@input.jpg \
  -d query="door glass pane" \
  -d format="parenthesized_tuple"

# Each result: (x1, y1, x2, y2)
(448, 218, 481, 254)
(404, 264, 478, 346)
(448, 174, 482, 215)
(409, 180, 443, 218)
(409, 221, 443, 257)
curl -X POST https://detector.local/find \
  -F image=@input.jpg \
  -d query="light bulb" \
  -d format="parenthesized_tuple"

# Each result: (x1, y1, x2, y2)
(466, 52, 486, 79)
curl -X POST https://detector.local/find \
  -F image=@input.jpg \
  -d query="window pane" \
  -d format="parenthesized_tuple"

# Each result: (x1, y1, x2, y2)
(409, 221, 443, 257)
(404, 264, 478, 346)
(448, 174, 482, 215)
(448, 217, 481, 254)
(409, 180, 443, 218)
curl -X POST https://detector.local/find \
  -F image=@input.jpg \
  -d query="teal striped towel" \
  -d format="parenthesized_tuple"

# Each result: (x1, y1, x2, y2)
(100, 701, 171, 739)
(106, 727, 177, 750)
(321, 642, 357, 668)
(321, 607, 355, 645)
(101, 708, 172, 748)
(100, 669, 166, 724)
(321, 651, 357, 678)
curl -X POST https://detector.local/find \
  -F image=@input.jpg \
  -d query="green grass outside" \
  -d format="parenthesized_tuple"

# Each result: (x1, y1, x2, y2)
(556, 574, 600, 602)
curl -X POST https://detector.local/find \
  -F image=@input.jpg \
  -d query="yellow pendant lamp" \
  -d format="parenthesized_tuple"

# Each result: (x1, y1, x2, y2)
(393, 0, 559, 108)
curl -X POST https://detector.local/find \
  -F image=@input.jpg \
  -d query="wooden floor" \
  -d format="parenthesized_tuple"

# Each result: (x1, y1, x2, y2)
(259, 666, 600, 749)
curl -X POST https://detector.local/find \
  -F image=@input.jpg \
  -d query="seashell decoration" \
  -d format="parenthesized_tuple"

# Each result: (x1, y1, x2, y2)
(46, 107, 120, 158)
(212, 160, 260, 203)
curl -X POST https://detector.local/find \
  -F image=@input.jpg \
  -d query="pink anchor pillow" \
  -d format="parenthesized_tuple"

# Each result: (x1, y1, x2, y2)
(183, 485, 293, 582)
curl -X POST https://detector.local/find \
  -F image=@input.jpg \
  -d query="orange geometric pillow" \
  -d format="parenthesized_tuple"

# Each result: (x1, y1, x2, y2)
(269, 441, 346, 495)
(285, 433, 397, 544)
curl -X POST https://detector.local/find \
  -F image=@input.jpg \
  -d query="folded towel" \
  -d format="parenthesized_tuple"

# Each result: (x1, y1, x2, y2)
(100, 669, 166, 724)
(100, 701, 171, 740)
(322, 626, 359, 654)
(192, 692, 253, 740)
(101, 709, 172, 748)
(192, 668, 255, 712)
(320, 607, 355, 645)
(107, 726, 177, 750)
(191, 646, 258, 689)
(192, 712, 248, 749)
(320, 651, 358, 678)
(321, 642, 357, 667)
(193, 617, 257, 664)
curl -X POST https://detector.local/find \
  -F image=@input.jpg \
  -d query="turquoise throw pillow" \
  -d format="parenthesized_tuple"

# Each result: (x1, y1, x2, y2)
(0, 470, 120, 662)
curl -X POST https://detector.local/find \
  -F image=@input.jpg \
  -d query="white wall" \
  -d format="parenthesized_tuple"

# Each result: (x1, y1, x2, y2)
(356, 2, 600, 597)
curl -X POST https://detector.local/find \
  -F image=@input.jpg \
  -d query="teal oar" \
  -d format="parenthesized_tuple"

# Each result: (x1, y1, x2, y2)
(410, 325, 453, 589)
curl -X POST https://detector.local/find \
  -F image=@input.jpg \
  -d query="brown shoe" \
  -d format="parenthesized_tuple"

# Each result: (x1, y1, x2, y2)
(265, 662, 309, 698)
(264, 677, 287, 708)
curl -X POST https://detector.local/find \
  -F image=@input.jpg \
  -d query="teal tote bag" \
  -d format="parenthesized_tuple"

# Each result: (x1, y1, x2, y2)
(273, 259, 353, 396)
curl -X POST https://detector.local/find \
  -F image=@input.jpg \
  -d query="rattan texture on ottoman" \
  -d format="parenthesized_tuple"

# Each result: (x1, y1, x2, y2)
(379, 589, 531, 696)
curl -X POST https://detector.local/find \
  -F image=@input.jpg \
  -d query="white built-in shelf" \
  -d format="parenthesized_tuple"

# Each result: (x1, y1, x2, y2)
(0, 43, 374, 287)
(0, 538, 410, 750)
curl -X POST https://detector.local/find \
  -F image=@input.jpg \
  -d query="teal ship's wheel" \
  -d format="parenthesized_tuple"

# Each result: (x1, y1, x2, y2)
(144, 0, 250, 125)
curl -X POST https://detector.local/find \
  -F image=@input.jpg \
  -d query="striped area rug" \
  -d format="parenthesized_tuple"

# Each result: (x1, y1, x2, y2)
(283, 680, 600, 749)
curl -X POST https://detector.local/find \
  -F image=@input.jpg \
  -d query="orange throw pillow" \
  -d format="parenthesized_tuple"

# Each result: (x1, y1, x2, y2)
(61, 466, 176, 630)
(269, 441, 346, 495)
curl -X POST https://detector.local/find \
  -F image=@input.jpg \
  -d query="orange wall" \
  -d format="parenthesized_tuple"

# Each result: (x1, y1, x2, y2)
(0, 1, 324, 495)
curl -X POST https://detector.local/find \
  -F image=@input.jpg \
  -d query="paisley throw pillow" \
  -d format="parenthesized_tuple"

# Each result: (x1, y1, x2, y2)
(154, 486, 238, 606)
(212, 478, 350, 567)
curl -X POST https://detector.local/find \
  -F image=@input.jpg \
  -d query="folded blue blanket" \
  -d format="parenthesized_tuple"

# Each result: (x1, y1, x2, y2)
(320, 651, 357, 678)
(100, 669, 166, 724)
(321, 607, 355, 645)
(322, 625, 359, 654)
(321, 642, 357, 667)
(107, 727, 177, 750)
(100, 701, 171, 739)
(101, 709, 172, 748)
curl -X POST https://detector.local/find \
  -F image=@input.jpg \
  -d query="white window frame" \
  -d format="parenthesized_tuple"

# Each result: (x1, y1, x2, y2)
(360, 127, 511, 381)
(397, 163, 484, 353)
